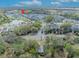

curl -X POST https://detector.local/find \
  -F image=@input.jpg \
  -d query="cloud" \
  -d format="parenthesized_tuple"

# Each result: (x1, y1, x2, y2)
(54, 0, 79, 2)
(14, 0, 42, 7)
(61, 0, 78, 2)
(51, 2, 62, 7)
(51, 2, 61, 5)
(20, 0, 42, 5)
(13, 4, 23, 7)
(50, 0, 79, 6)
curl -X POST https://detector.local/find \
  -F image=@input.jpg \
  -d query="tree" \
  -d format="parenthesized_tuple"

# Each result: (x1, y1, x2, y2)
(62, 13, 79, 20)
(44, 26, 53, 34)
(64, 43, 74, 58)
(33, 20, 42, 30)
(44, 15, 54, 23)
(0, 31, 27, 43)
(0, 37, 6, 55)
(14, 25, 32, 35)
(60, 22, 73, 33)
(44, 35, 66, 57)
(0, 14, 10, 25)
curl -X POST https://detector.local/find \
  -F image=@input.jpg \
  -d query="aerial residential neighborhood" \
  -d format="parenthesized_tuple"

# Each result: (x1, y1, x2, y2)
(0, 0, 79, 58)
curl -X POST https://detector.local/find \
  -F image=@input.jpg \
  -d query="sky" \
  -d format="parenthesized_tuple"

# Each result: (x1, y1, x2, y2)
(0, 0, 79, 8)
